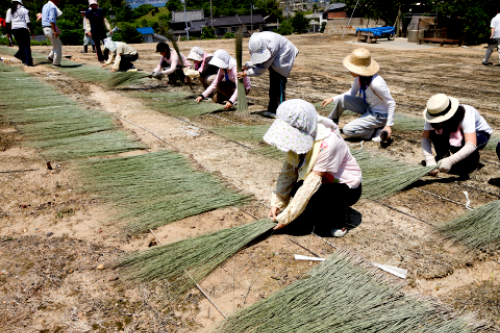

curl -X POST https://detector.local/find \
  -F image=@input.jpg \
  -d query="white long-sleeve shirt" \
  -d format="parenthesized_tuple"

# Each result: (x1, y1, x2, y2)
(335, 74, 396, 126)
(153, 50, 191, 75)
(105, 42, 138, 70)
(245, 31, 299, 78)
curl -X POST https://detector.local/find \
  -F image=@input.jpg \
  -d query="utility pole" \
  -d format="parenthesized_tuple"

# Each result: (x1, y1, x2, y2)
(210, 0, 213, 28)
(182, 0, 189, 39)
(250, 1, 253, 33)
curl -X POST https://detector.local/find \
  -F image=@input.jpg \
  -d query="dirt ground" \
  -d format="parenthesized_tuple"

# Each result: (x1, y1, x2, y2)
(1, 34, 500, 332)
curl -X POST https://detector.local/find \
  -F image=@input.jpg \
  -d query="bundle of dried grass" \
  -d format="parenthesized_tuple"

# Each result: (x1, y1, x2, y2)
(105, 71, 151, 89)
(235, 28, 249, 117)
(212, 125, 269, 143)
(79, 151, 249, 234)
(214, 252, 474, 333)
(484, 136, 500, 151)
(120, 219, 275, 298)
(57, 65, 111, 83)
(438, 200, 500, 250)
(392, 113, 425, 132)
(145, 99, 225, 118)
(252, 145, 283, 160)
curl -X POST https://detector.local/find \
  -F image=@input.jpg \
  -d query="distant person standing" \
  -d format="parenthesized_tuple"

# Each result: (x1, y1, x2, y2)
(482, 6, 500, 66)
(237, 31, 299, 118)
(5, 0, 34, 66)
(41, 0, 62, 67)
(85, 0, 113, 63)
(0, 14, 15, 46)
(80, 8, 95, 53)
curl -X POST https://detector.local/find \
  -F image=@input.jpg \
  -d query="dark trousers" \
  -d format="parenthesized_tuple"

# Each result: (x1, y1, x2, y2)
(281, 181, 362, 235)
(91, 32, 106, 62)
(268, 67, 287, 114)
(431, 130, 490, 175)
(119, 53, 138, 71)
(161, 61, 185, 85)
(496, 142, 500, 162)
(12, 28, 33, 66)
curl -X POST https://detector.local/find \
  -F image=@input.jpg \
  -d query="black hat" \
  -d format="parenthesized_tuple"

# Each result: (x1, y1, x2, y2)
(156, 42, 169, 53)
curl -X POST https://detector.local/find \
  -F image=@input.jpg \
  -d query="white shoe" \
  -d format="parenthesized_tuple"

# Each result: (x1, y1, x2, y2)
(331, 227, 347, 237)
(372, 128, 382, 142)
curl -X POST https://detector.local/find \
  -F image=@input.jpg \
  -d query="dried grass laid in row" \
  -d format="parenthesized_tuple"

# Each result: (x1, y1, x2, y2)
(56, 64, 111, 83)
(145, 99, 225, 118)
(105, 71, 151, 89)
(438, 200, 500, 250)
(0, 46, 79, 67)
(484, 136, 500, 151)
(212, 125, 269, 143)
(214, 251, 474, 333)
(79, 150, 249, 234)
(392, 113, 425, 132)
(120, 219, 275, 298)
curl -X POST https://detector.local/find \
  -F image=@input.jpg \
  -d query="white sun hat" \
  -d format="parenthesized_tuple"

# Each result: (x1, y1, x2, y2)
(423, 93, 460, 124)
(104, 38, 117, 52)
(209, 50, 236, 69)
(263, 100, 319, 154)
(187, 47, 204, 62)
(89, 0, 98, 5)
(343, 48, 379, 77)
(248, 33, 272, 65)
(13, 0, 23, 5)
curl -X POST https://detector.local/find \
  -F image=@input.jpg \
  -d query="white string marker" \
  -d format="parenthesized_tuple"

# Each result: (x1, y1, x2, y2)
(463, 191, 472, 210)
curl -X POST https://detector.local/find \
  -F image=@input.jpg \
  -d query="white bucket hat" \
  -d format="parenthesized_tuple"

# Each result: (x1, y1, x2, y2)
(423, 94, 460, 124)
(89, 0, 98, 5)
(187, 47, 204, 62)
(209, 50, 236, 69)
(343, 48, 379, 77)
(13, 0, 23, 5)
(264, 100, 319, 154)
(104, 38, 117, 52)
(249, 33, 272, 65)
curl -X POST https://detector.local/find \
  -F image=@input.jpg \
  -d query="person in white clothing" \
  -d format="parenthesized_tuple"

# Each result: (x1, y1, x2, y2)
(322, 48, 396, 142)
(41, 0, 62, 66)
(421, 94, 492, 177)
(80, 8, 95, 54)
(5, 0, 33, 66)
(102, 39, 138, 72)
(483, 7, 500, 66)
(237, 31, 299, 117)
(151, 42, 191, 85)
(186, 47, 219, 89)
(195, 50, 251, 110)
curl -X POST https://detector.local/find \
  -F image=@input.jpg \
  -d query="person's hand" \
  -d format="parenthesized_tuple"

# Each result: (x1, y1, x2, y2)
(268, 207, 280, 221)
(224, 102, 233, 110)
(195, 96, 203, 103)
(322, 98, 333, 107)
(382, 126, 392, 139)
(438, 157, 452, 174)
(109, 68, 115, 73)
(87, 32, 92, 38)
(101, 63, 107, 68)
(54, 31, 60, 38)
(242, 65, 247, 71)
(237, 71, 247, 79)
(429, 169, 439, 176)
(109, 30, 113, 35)
(273, 222, 286, 230)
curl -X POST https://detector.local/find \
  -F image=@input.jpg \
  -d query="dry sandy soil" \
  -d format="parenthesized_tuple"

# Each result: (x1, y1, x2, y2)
(1, 34, 500, 332)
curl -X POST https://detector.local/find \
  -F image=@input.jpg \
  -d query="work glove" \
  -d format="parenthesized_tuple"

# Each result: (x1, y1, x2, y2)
(152, 71, 163, 79)
(437, 142, 477, 174)
(421, 137, 436, 167)
(438, 157, 453, 173)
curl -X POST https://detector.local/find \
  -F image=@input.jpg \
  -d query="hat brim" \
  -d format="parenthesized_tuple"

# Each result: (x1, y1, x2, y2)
(187, 52, 202, 62)
(343, 54, 380, 76)
(250, 49, 272, 65)
(263, 118, 314, 155)
(423, 97, 460, 124)
(209, 56, 228, 69)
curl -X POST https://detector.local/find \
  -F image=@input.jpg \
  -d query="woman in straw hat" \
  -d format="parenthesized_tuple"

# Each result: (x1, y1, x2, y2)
(85, 0, 113, 63)
(422, 94, 492, 176)
(265, 99, 362, 238)
(186, 47, 219, 90)
(237, 31, 299, 118)
(322, 48, 395, 143)
(151, 42, 191, 85)
(196, 50, 251, 110)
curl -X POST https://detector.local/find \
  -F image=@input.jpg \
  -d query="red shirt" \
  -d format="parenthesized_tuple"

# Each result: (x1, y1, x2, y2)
(0, 18, 6, 28)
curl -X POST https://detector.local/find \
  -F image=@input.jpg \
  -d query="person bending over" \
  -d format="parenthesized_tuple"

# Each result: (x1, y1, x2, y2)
(151, 42, 191, 85)
(195, 50, 251, 110)
(322, 48, 395, 143)
(186, 46, 219, 89)
(102, 39, 138, 72)
(421, 94, 492, 177)
(266, 99, 362, 238)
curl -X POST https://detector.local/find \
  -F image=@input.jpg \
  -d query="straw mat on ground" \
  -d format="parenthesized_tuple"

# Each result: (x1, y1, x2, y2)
(105, 71, 151, 89)
(213, 125, 269, 143)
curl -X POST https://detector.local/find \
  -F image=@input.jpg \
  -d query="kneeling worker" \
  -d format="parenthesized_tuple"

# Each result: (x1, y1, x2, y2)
(196, 50, 251, 110)
(102, 39, 138, 72)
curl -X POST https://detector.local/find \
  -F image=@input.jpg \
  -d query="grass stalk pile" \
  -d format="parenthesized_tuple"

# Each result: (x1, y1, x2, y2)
(120, 219, 276, 298)
(105, 71, 151, 89)
(212, 125, 269, 143)
(392, 113, 425, 132)
(484, 136, 500, 151)
(252, 145, 284, 160)
(56, 64, 111, 83)
(438, 200, 500, 250)
(79, 150, 249, 234)
(0, 46, 76, 66)
(235, 28, 249, 117)
(126, 90, 194, 101)
(214, 252, 474, 333)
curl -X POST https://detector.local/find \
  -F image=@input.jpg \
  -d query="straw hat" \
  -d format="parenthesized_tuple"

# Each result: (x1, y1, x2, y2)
(263, 100, 319, 154)
(187, 47, 204, 62)
(209, 50, 236, 70)
(423, 94, 460, 124)
(249, 33, 271, 65)
(343, 48, 379, 76)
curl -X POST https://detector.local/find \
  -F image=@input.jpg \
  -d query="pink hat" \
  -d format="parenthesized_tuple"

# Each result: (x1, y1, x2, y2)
(89, 0, 98, 5)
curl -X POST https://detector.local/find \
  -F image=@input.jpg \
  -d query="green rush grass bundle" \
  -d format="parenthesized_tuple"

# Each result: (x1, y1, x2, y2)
(105, 71, 151, 89)
(212, 125, 269, 143)
(0, 46, 78, 66)
(235, 28, 249, 117)
(126, 90, 194, 101)
(214, 251, 474, 333)
(392, 113, 425, 132)
(145, 99, 225, 118)
(438, 200, 500, 250)
(120, 219, 276, 298)
(79, 150, 249, 234)
(252, 145, 284, 160)
(56, 64, 111, 83)
(484, 135, 500, 151)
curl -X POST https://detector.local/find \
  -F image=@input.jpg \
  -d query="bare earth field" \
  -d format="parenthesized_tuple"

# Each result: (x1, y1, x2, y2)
(1, 34, 500, 332)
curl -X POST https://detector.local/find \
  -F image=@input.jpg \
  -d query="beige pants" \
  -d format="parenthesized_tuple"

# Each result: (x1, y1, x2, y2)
(43, 27, 62, 66)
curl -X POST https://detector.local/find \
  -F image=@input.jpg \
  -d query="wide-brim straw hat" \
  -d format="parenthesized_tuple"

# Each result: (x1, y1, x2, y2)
(343, 48, 379, 76)
(263, 99, 318, 154)
(423, 94, 460, 123)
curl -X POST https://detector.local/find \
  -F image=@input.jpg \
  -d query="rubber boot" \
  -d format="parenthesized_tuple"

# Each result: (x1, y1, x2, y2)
(80, 45, 88, 53)
(92, 45, 96, 53)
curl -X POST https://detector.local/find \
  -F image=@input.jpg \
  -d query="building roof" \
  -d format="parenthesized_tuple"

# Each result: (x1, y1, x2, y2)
(212, 15, 242, 27)
(171, 9, 204, 23)
(325, 2, 346, 12)
(191, 19, 207, 32)
(136, 27, 154, 35)
(238, 14, 266, 25)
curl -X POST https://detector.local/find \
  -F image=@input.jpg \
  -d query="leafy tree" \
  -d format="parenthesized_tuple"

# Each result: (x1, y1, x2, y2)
(200, 26, 217, 39)
(255, 0, 283, 22)
(320, 21, 327, 33)
(115, 22, 143, 43)
(224, 32, 236, 38)
(166, 0, 183, 12)
(291, 11, 309, 34)
(134, 4, 156, 18)
(274, 19, 293, 35)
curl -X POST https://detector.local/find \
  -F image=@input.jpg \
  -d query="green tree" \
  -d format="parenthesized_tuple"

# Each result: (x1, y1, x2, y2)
(320, 21, 327, 33)
(200, 26, 217, 39)
(291, 11, 309, 33)
(115, 22, 143, 43)
(224, 32, 236, 38)
(274, 19, 293, 35)
(133, 4, 156, 18)
(255, 0, 283, 22)
(166, 0, 183, 12)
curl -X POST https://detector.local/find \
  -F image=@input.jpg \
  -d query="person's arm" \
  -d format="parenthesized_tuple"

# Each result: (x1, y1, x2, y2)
(269, 161, 299, 223)
(103, 17, 112, 34)
(5, 10, 11, 35)
(371, 77, 396, 137)
(322, 78, 359, 107)
(196, 69, 221, 102)
(228, 67, 239, 105)
(438, 133, 477, 173)
(84, 17, 91, 36)
(491, 27, 495, 39)
(160, 52, 178, 75)
(49, 7, 59, 37)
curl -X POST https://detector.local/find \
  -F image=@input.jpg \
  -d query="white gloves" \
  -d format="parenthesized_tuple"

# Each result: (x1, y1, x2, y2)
(438, 142, 477, 174)
(152, 71, 163, 79)
(421, 137, 436, 167)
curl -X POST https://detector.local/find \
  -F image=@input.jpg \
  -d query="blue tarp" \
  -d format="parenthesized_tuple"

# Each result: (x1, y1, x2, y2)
(356, 27, 395, 37)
